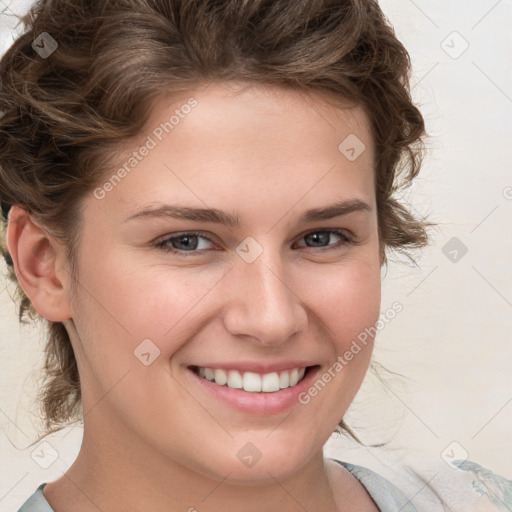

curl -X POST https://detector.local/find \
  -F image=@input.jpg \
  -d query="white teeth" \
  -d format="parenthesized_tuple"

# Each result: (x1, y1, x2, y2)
(227, 370, 243, 389)
(195, 366, 308, 392)
(261, 372, 280, 392)
(214, 369, 227, 386)
(243, 371, 262, 392)
(279, 370, 289, 388)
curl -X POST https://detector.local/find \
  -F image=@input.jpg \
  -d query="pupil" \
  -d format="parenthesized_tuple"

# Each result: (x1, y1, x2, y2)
(176, 235, 198, 250)
(308, 232, 329, 247)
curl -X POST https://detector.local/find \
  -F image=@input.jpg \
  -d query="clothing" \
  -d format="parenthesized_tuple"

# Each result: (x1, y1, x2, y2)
(16, 458, 511, 512)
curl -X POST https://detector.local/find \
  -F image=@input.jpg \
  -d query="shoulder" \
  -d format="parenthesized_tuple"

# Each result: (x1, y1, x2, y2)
(16, 483, 54, 512)
(331, 458, 420, 512)
(410, 458, 512, 512)
(332, 457, 512, 512)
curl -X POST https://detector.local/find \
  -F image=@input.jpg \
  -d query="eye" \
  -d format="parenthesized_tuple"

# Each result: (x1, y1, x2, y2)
(153, 228, 354, 257)
(294, 229, 354, 250)
(154, 232, 216, 255)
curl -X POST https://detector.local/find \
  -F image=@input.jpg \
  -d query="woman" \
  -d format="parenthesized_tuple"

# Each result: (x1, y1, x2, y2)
(0, 1, 509, 511)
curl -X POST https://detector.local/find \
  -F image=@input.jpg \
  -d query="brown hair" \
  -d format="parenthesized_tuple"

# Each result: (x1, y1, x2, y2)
(0, 0, 434, 444)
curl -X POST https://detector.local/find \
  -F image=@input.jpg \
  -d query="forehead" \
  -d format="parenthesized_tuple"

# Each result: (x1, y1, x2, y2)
(89, 81, 376, 222)
(139, 80, 373, 163)
(157, 81, 371, 147)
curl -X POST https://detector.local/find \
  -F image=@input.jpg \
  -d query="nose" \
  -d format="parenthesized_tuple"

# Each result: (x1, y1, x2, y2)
(221, 249, 308, 346)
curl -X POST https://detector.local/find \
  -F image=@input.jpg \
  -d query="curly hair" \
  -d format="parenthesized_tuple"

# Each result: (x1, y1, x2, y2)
(0, 0, 434, 444)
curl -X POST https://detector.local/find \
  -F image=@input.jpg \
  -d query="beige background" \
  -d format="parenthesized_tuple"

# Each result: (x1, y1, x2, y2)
(1, 0, 511, 509)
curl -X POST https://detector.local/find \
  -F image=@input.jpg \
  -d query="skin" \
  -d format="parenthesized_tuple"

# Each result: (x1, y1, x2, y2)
(7, 81, 382, 512)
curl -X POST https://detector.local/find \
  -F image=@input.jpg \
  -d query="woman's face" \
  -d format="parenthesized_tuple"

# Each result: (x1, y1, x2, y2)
(65, 82, 382, 482)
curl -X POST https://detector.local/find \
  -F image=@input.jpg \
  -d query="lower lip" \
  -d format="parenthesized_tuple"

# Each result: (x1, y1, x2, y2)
(185, 366, 321, 415)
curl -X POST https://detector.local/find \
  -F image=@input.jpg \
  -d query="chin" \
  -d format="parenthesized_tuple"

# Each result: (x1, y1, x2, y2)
(197, 435, 317, 485)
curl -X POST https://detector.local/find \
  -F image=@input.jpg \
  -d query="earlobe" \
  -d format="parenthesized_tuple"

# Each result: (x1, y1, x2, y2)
(6, 206, 73, 322)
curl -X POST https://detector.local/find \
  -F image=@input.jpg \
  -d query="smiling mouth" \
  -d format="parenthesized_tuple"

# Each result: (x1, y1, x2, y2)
(189, 365, 314, 393)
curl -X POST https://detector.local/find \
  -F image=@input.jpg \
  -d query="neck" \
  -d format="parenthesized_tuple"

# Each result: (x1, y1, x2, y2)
(44, 421, 342, 512)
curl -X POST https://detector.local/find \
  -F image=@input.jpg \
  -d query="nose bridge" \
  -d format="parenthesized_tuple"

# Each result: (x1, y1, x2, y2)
(223, 242, 306, 344)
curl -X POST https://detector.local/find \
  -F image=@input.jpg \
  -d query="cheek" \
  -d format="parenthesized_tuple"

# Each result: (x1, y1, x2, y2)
(68, 266, 194, 434)
(305, 256, 381, 349)
(78, 248, 223, 343)
(67, 259, 186, 390)
(291, 259, 381, 432)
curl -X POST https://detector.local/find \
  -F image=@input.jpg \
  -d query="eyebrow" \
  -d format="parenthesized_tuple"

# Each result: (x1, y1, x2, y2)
(124, 199, 372, 227)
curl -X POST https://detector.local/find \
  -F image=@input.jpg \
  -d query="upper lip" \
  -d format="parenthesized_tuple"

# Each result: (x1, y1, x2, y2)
(188, 361, 318, 374)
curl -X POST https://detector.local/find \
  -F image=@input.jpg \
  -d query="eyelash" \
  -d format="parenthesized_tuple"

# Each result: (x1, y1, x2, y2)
(153, 229, 355, 256)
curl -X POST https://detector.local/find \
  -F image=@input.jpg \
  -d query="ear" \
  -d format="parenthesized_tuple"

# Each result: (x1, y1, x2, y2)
(6, 205, 74, 322)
